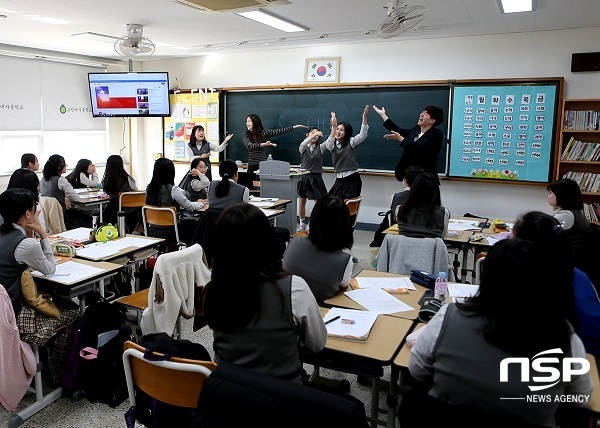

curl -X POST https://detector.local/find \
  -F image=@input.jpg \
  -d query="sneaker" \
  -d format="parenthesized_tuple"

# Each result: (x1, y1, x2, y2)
(296, 222, 307, 232)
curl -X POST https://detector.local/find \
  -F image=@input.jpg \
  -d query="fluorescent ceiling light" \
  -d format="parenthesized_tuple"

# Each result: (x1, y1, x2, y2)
(25, 15, 68, 24)
(498, 0, 536, 13)
(71, 32, 118, 43)
(237, 9, 309, 32)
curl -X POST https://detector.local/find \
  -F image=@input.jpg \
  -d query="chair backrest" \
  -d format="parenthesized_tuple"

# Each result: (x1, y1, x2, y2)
(142, 205, 180, 243)
(119, 191, 146, 211)
(474, 256, 485, 285)
(122, 340, 215, 409)
(39, 196, 66, 234)
(345, 196, 362, 229)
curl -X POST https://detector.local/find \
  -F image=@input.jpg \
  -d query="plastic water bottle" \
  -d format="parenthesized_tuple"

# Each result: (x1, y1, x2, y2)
(434, 272, 448, 301)
(267, 154, 273, 161)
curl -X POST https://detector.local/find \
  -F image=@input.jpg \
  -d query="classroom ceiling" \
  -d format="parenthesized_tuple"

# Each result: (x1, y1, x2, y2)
(0, 0, 599, 63)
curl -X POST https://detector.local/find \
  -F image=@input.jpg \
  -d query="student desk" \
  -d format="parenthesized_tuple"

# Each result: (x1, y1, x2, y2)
(305, 308, 413, 428)
(324, 270, 429, 321)
(71, 190, 111, 223)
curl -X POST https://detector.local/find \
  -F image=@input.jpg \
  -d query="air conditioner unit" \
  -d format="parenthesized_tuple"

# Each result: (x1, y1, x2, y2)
(172, 0, 290, 13)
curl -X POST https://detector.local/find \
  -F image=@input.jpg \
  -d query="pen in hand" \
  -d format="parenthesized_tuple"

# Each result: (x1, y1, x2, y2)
(325, 315, 341, 325)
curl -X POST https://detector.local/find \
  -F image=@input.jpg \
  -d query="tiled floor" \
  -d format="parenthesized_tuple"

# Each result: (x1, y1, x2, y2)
(1, 229, 401, 428)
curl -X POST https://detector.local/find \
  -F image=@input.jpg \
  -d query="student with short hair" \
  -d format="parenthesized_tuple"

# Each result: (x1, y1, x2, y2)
(40, 154, 90, 229)
(207, 159, 249, 209)
(186, 125, 232, 181)
(65, 158, 101, 189)
(7, 168, 46, 234)
(396, 172, 449, 239)
(409, 238, 592, 426)
(203, 203, 326, 383)
(20, 153, 39, 172)
(283, 194, 353, 302)
(296, 127, 328, 232)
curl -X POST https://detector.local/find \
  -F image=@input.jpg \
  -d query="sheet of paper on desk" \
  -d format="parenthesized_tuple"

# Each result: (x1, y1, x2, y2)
(249, 197, 278, 202)
(248, 201, 273, 207)
(448, 220, 480, 231)
(447, 283, 479, 298)
(77, 236, 153, 260)
(324, 307, 378, 341)
(259, 208, 277, 217)
(78, 194, 99, 199)
(74, 188, 93, 194)
(345, 288, 415, 314)
(52, 227, 92, 242)
(31, 261, 104, 283)
(355, 276, 416, 291)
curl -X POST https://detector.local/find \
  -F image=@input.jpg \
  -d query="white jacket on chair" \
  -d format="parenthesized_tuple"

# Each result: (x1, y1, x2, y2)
(140, 244, 211, 336)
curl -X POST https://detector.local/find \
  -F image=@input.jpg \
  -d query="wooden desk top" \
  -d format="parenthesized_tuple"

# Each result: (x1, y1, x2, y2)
(74, 234, 164, 262)
(115, 288, 149, 311)
(320, 307, 413, 363)
(393, 322, 425, 369)
(32, 258, 122, 286)
(324, 270, 429, 321)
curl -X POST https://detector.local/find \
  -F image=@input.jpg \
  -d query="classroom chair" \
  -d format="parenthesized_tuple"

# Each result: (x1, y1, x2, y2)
(377, 234, 454, 281)
(118, 191, 146, 212)
(39, 195, 66, 234)
(474, 255, 485, 285)
(122, 340, 215, 427)
(345, 196, 362, 231)
(142, 205, 185, 252)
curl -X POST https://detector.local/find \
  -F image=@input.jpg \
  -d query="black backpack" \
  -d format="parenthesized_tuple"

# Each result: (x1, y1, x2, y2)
(61, 297, 133, 407)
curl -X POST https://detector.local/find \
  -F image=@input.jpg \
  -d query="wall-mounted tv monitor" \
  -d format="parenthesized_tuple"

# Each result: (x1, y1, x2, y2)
(88, 72, 171, 118)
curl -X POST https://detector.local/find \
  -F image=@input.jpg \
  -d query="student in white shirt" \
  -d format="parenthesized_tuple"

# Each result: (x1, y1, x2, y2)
(7, 168, 46, 234)
(66, 158, 101, 189)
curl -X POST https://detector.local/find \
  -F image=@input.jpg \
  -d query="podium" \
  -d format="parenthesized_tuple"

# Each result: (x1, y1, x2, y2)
(258, 160, 307, 233)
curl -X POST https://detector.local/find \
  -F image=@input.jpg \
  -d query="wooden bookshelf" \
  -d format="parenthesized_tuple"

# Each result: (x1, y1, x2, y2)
(554, 99, 600, 224)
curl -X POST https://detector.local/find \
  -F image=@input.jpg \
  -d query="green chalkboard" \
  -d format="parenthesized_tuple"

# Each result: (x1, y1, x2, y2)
(223, 86, 450, 173)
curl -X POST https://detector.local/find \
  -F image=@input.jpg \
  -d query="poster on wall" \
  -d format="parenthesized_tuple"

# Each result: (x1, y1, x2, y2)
(163, 90, 220, 163)
(449, 84, 558, 183)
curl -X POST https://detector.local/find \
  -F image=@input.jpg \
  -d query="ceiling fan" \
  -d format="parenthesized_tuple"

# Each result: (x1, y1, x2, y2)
(113, 24, 155, 59)
(376, 0, 428, 39)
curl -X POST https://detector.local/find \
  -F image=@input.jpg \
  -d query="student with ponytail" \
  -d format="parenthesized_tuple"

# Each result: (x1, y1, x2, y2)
(207, 159, 249, 209)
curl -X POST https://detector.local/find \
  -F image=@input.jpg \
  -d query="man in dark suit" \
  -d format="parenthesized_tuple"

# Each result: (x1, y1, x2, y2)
(373, 105, 444, 184)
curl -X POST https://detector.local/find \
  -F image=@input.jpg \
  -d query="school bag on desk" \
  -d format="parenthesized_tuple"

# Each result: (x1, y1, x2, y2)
(60, 295, 133, 407)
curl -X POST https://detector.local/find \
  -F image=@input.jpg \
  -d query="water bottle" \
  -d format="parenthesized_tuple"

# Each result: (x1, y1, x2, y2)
(434, 271, 448, 301)
(117, 211, 127, 237)
(267, 154, 273, 161)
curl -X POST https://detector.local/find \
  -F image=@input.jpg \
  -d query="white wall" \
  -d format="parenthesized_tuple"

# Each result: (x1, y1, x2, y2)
(117, 28, 600, 222)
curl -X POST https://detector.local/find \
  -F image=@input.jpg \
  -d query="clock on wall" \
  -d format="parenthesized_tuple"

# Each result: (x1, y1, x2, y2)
(305, 57, 340, 83)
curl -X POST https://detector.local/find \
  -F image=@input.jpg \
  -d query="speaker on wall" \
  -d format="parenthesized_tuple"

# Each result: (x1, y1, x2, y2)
(571, 52, 600, 72)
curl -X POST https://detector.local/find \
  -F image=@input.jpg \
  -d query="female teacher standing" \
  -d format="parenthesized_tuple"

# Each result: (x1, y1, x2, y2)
(373, 105, 444, 184)
(242, 114, 306, 173)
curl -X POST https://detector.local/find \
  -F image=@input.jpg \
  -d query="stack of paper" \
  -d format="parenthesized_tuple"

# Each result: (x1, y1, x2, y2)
(354, 276, 416, 292)
(344, 288, 415, 314)
(324, 308, 378, 342)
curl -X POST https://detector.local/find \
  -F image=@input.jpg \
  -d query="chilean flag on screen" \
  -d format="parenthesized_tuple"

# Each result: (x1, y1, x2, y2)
(95, 86, 137, 109)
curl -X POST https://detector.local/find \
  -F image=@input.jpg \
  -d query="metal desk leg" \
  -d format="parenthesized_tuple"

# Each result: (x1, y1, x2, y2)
(98, 278, 105, 297)
(370, 376, 381, 428)
(387, 367, 399, 428)
(460, 244, 469, 283)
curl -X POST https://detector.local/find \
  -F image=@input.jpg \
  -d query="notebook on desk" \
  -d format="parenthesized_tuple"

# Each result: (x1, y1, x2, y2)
(324, 307, 378, 342)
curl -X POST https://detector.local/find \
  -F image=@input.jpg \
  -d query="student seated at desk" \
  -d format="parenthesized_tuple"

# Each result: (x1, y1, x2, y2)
(207, 159, 249, 209)
(101, 154, 139, 229)
(65, 158, 101, 189)
(408, 239, 592, 427)
(20, 153, 39, 172)
(7, 168, 46, 235)
(283, 194, 353, 302)
(146, 158, 205, 248)
(513, 211, 600, 359)
(0, 188, 77, 386)
(40, 154, 92, 230)
(396, 172, 449, 239)
(202, 203, 326, 383)
(182, 158, 210, 201)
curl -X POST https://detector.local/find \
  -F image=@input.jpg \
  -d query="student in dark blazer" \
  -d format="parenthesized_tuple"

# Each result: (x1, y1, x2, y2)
(373, 105, 444, 184)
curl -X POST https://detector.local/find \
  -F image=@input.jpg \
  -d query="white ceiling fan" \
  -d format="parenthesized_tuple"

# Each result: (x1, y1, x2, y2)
(113, 23, 155, 59)
(376, 0, 428, 39)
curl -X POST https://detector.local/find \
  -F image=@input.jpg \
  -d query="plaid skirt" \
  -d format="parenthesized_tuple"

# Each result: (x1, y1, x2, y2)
(297, 173, 328, 199)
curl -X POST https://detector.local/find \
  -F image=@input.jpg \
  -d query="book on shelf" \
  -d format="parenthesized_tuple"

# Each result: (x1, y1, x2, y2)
(323, 307, 378, 343)
(564, 109, 600, 131)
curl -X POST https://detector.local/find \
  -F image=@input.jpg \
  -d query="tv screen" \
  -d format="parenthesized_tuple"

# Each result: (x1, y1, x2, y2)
(88, 72, 171, 118)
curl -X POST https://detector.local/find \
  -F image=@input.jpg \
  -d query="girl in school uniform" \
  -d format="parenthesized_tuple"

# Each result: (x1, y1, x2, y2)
(6, 168, 46, 235)
(20, 153, 39, 172)
(207, 159, 249, 209)
(101, 154, 139, 227)
(146, 158, 205, 248)
(325, 105, 370, 200)
(184, 158, 210, 201)
(186, 125, 232, 181)
(65, 158, 101, 189)
(296, 127, 328, 232)
(396, 172, 449, 239)
(40, 154, 91, 229)
(202, 203, 326, 383)
(283, 194, 353, 303)
(242, 114, 307, 173)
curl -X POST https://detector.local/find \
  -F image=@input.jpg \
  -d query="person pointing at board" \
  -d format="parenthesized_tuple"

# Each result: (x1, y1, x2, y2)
(373, 105, 444, 184)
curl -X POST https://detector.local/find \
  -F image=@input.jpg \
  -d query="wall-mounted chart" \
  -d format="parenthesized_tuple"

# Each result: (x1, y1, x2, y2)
(449, 83, 559, 183)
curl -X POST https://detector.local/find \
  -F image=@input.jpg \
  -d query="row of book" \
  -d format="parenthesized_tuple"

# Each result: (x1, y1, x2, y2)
(562, 171, 600, 193)
(564, 110, 600, 131)
(560, 137, 600, 161)
(584, 203, 600, 223)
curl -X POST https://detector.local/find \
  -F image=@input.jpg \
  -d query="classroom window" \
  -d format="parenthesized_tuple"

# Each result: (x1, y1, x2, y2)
(0, 133, 42, 174)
